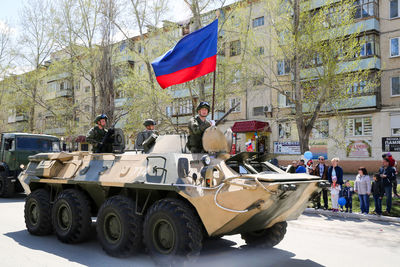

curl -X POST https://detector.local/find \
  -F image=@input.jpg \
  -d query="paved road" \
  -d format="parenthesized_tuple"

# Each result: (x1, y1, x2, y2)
(1, 194, 399, 267)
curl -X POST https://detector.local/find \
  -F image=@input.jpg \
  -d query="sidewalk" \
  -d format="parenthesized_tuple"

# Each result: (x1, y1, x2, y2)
(303, 208, 400, 223)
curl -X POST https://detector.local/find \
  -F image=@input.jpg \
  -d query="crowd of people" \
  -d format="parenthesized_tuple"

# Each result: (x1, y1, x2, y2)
(288, 153, 398, 216)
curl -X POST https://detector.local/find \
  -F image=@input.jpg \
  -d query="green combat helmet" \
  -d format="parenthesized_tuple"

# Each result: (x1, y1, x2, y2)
(94, 114, 108, 124)
(196, 101, 210, 112)
(143, 119, 156, 126)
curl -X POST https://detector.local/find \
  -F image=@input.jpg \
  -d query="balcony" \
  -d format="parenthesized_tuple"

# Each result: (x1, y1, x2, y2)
(8, 114, 28, 123)
(55, 89, 73, 98)
(45, 127, 66, 135)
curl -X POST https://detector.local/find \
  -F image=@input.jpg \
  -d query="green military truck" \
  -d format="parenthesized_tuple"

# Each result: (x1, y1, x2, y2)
(0, 133, 61, 197)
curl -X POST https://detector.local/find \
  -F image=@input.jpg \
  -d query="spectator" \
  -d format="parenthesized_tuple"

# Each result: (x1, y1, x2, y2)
(371, 173, 384, 216)
(330, 176, 341, 212)
(385, 153, 398, 198)
(312, 156, 329, 210)
(354, 167, 371, 215)
(342, 180, 354, 213)
(379, 158, 396, 215)
(287, 161, 298, 173)
(296, 159, 307, 173)
(327, 158, 343, 185)
(306, 159, 313, 174)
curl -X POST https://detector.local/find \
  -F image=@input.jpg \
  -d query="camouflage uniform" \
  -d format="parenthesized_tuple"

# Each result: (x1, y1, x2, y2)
(86, 126, 107, 152)
(134, 130, 156, 150)
(187, 115, 211, 153)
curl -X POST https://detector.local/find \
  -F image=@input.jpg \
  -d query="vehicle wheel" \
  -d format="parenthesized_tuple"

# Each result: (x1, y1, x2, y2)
(97, 195, 143, 257)
(241, 221, 287, 248)
(143, 198, 203, 265)
(24, 189, 53, 235)
(0, 171, 15, 198)
(52, 189, 92, 243)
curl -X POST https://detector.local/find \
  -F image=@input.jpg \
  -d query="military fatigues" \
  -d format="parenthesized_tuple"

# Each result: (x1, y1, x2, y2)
(134, 130, 156, 150)
(86, 126, 107, 152)
(187, 115, 211, 153)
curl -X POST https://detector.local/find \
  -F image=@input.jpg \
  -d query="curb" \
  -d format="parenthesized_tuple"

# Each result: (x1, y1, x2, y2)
(303, 208, 400, 224)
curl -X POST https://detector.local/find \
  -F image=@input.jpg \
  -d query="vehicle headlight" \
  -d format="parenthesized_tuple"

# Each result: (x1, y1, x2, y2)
(20, 164, 25, 170)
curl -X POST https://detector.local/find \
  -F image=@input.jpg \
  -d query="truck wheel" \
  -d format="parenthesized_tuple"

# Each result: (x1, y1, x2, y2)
(52, 189, 92, 243)
(24, 189, 52, 235)
(241, 221, 287, 248)
(97, 195, 143, 257)
(143, 198, 203, 265)
(0, 172, 15, 198)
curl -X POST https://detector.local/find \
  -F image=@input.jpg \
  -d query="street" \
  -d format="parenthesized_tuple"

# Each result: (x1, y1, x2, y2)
(1, 194, 399, 267)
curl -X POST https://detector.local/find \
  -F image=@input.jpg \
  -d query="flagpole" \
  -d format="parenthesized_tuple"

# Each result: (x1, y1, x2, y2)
(212, 70, 216, 120)
(212, 10, 220, 121)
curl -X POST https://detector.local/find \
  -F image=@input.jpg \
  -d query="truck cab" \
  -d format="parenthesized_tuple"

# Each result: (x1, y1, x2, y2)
(0, 133, 60, 197)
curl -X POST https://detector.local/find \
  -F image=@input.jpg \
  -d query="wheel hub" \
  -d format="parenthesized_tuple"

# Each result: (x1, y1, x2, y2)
(29, 203, 39, 224)
(153, 219, 175, 254)
(57, 203, 72, 230)
(104, 213, 121, 243)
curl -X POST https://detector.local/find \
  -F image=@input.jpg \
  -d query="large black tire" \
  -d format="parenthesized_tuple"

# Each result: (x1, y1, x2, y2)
(143, 198, 203, 265)
(96, 195, 143, 257)
(24, 189, 53, 235)
(0, 171, 15, 198)
(52, 189, 92, 243)
(241, 221, 287, 248)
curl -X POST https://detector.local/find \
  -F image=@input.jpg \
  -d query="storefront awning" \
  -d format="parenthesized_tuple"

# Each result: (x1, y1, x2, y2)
(231, 120, 271, 133)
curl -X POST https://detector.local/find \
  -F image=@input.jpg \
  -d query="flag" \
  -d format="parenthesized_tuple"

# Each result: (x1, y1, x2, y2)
(151, 19, 218, 89)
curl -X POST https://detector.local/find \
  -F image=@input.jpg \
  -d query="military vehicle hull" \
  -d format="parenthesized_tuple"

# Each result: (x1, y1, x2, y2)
(19, 134, 328, 264)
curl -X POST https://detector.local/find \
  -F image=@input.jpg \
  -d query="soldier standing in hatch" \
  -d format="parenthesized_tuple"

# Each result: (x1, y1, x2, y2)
(86, 114, 108, 152)
(135, 119, 157, 150)
(187, 101, 215, 153)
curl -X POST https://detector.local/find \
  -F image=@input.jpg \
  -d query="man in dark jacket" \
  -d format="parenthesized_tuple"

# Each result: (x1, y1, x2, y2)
(327, 157, 343, 185)
(379, 158, 396, 214)
(187, 102, 213, 153)
(312, 156, 329, 209)
(135, 119, 157, 150)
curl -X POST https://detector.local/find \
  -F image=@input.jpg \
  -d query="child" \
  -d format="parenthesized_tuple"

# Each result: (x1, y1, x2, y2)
(342, 180, 354, 213)
(371, 173, 384, 215)
(330, 176, 341, 212)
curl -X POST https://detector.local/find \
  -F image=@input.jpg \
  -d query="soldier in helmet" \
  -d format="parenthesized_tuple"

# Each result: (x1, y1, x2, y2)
(135, 119, 157, 150)
(86, 114, 110, 152)
(187, 101, 214, 153)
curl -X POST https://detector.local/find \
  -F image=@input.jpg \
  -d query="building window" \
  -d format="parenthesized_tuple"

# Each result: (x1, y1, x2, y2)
(85, 86, 90, 93)
(277, 59, 290, 75)
(252, 16, 264, 28)
(358, 34, 379, 57)
(278, 122, 291, 139)
(390, 0, 399, 19)
(312, 120, 329, 139)
(346, 117, 372, 136)
(138, 43, 144, 54)
(218, 43, 225, 56)
(390, 37, 400, 57)
(84, 105, 90, 112)
(278, 91, 293, 107)
(253, 76, 264, 86)
(354, 0, 378, 19)
(229, 97, 241, 112)
(253, 106, 264, 116)
(391, 114, 400, 135)
(392, 77, 400, 96)
(230, 40, 241, 57)
(257, 46, 264, 55)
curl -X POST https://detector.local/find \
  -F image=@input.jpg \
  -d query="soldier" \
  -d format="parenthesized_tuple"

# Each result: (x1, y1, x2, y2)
(86, 114, 110, 153)
(135, 119, 157, 150)
(187, 101, 214, 153)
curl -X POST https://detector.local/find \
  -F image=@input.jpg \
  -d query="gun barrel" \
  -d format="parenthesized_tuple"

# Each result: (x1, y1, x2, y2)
(215, 102, 240, 126)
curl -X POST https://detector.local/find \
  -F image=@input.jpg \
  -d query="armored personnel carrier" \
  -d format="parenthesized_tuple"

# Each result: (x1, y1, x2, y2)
(19, 126, 328, 264)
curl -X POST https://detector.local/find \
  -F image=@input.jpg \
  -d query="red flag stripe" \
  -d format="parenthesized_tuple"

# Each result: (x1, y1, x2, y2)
(155, 55, 216, 89)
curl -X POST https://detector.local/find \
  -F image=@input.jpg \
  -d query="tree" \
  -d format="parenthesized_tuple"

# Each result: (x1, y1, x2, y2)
(15, 0, 55, 132)
(245, 0, 377, 153)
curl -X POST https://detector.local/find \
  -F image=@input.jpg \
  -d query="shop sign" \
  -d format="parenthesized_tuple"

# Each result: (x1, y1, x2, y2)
(382, 137, 400, 152)
(310, 141, 328, 159)
(273, 141, 301, 154)
(346, 140, 372, 158)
